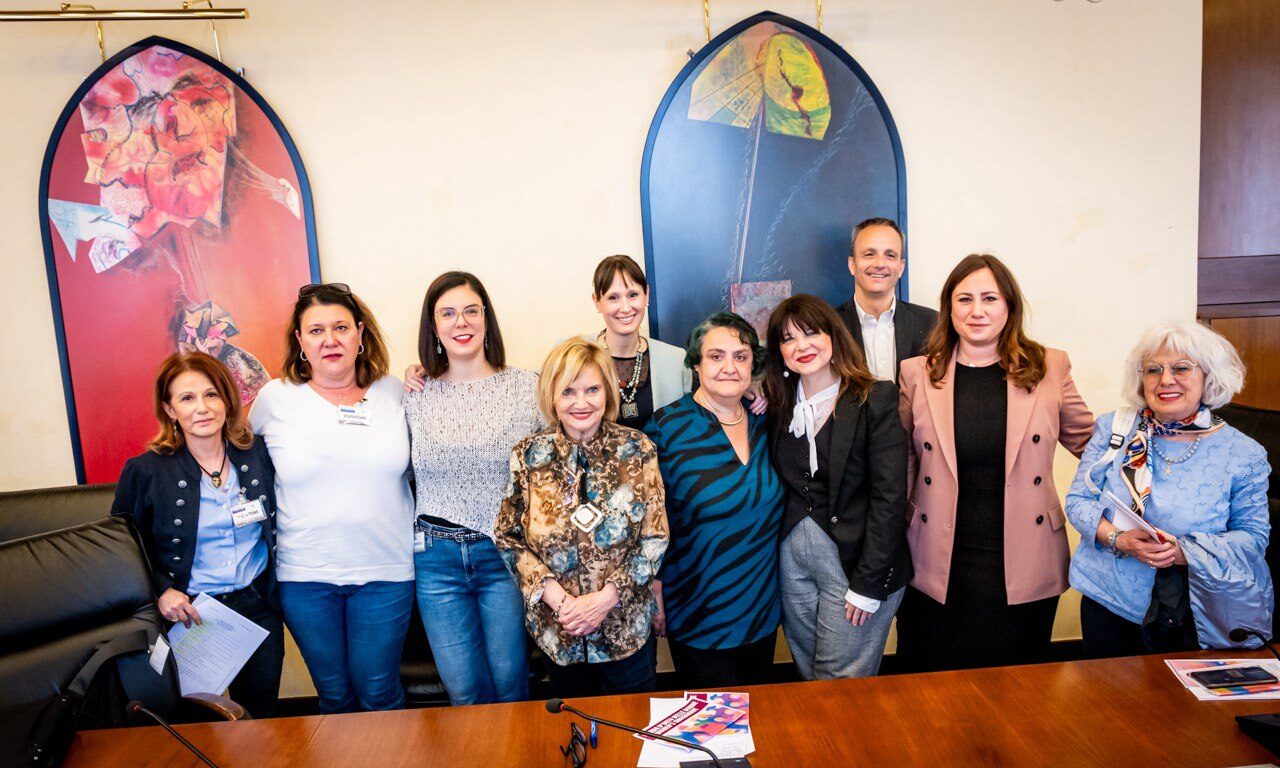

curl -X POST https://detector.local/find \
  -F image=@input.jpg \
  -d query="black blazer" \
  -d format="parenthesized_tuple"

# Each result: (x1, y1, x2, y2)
(836, 297, 938, 376)
(112, 439, 278, 603)
(772, 380, 911, 600)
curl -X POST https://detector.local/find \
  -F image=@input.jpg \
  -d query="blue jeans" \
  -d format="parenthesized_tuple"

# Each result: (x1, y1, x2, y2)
(278, 579, 413, 713)
(414, 522, 529, 705)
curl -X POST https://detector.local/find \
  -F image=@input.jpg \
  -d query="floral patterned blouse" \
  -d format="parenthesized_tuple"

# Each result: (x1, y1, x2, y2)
(496, 420, 668, 665)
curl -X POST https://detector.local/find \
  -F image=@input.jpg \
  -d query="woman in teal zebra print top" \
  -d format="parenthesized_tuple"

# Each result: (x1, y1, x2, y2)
(645, 312, 785, 689)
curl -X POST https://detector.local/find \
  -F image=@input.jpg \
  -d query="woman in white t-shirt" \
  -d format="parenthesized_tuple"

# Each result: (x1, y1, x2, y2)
(249, 283, 413, 713)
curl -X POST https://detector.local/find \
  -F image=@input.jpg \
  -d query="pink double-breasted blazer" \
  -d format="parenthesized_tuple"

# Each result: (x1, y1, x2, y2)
(898, 348, 1094, 605)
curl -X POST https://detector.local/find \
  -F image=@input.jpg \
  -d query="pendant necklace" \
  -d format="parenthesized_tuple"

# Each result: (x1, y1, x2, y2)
(1151, 435, 1202, 476)
(194, 450, 228, 489)
(600, 332, 646, 420)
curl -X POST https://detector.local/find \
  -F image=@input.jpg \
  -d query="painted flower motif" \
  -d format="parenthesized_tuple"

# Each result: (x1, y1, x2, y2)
(606, 485, 636, 515)
(616, 436, 642, 461)
(587, 641, 614, 664)
(641, 537, 667, 564)
(546, 546, 579, 575)
(592, 514, 629, 549)
(79, 47, 236, 241)
(628, 553, 655, 584)
(524, 437, 555, 469)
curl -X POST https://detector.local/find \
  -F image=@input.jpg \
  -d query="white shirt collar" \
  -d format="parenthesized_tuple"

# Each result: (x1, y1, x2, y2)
(855, 296, 897, 324)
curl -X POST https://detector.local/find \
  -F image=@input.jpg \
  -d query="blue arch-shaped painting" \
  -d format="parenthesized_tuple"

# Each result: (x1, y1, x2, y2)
(640, 11, 906, 347)
(39, 36, 320, 483)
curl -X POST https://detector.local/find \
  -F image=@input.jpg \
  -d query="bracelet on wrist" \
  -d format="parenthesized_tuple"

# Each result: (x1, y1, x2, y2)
(1106, 529, 1126, 558)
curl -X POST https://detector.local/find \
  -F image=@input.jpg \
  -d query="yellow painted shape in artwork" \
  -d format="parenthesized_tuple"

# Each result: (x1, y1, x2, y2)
(687, 23, 776, 128)
(761, 33, 830, 140)
(687, 22, 830, 141)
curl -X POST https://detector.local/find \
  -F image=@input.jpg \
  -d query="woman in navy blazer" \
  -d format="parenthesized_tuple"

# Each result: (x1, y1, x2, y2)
(112, 351, 283, 717)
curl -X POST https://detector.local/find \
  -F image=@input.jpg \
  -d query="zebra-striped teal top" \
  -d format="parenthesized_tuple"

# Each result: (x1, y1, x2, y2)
(645, 393, 784, 650)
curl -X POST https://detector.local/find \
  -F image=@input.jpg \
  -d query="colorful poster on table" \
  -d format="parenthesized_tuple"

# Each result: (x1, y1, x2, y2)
(39, 36, 319, 483)
(641, 12, 906, 346)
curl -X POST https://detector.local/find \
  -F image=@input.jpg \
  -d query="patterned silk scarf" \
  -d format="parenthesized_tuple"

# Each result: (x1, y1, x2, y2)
(1120, 405, 1226, 515)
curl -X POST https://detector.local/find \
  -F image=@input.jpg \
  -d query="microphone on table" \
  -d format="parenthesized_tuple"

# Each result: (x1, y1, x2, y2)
(1227, 628, 1280, 757)
(1229, 627, 1280, 663)
(545, 698, 750, 768)
(126, 701, 221, 768)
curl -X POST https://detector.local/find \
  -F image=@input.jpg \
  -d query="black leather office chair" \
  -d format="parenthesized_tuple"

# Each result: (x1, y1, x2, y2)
(0, 482, 117, 544)
(0, 516, 242, 764)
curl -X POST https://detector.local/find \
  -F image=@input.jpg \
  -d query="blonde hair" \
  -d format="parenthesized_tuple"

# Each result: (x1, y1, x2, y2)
(537, 338, 620, 427)
(1121, 320, 1245, 410)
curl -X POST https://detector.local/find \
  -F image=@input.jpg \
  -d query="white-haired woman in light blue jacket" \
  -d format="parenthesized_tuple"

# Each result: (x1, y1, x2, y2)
(1065, 320, 1271, 656)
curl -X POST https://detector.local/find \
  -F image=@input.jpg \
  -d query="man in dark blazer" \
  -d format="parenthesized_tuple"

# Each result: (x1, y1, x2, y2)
(835, 217, 938, 380)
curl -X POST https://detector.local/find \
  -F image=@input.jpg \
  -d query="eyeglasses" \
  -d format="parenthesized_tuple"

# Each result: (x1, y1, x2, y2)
(435, 305, 484, 322)
(1139, 360, 1200, 380)
(560, 722, 588, 768)
(298, 282, 351, 298)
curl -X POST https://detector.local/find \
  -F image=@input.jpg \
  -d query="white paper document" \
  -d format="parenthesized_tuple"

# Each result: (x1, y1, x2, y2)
(1103, 491, 1164, 540)
(167, 592, 268, 697)
(636, 697, 755, 768)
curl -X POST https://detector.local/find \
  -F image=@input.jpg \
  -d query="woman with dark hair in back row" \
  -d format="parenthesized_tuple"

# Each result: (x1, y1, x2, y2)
(403, 271, 543, 705)
(764, 294, 910, 680)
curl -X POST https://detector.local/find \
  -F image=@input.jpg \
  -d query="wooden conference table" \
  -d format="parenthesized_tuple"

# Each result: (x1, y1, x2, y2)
(65, 652, 1280, 767)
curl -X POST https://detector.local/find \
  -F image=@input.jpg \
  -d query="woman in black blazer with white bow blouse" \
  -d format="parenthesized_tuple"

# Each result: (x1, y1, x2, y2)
(112, 351, 283, 717)
(764, 295, 910, 680)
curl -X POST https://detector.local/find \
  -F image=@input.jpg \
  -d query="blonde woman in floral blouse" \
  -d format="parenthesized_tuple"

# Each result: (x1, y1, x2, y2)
(496, 337, 669, 697)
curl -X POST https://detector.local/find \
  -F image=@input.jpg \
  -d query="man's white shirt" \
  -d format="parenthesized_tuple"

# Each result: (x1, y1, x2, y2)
(856, 296, 897, 381)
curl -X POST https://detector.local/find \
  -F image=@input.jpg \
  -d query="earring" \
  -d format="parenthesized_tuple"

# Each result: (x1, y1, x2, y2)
(484, 337, 489, 350)
(358, 344, 365, 355)
(436, 339, 443, 354)
(299, 351, 308, 363)
(783, 370, 790, 378)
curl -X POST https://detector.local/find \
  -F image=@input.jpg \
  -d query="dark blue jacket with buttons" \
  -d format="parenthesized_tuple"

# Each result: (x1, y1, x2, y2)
(111, 438, 278, 604)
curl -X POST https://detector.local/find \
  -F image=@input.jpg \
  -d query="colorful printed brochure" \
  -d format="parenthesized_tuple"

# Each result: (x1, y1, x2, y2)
(1166, 658, 1280, 701)
(637, 695, 747, 748)
(686, 691, 750, 734)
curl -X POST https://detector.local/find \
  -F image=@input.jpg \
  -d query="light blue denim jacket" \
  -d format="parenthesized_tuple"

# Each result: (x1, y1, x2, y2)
(1065, 411, 1270, 625)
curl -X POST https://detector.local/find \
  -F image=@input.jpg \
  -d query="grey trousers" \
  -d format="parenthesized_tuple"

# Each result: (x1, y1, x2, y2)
(780, 516, 904, 680)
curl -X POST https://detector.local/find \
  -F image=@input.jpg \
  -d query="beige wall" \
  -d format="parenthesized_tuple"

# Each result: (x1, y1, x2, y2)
(0, 0, 1201, 688)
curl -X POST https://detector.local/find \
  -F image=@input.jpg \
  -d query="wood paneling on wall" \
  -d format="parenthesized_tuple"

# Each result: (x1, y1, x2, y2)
(1200, 0, 1280, 263)
(1211, 317, 1280, 410)
(1200, 0, 1280, 408)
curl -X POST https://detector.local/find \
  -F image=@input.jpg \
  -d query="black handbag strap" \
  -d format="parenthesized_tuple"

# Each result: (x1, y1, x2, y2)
(67, 629, 154, 697)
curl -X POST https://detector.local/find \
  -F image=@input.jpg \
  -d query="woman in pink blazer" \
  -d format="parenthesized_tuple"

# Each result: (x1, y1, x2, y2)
(896, 254, 1094, 672)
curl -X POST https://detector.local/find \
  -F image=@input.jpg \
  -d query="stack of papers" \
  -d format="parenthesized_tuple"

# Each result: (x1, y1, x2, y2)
(1166, 659, 1280, 701)
(636, 691, 753, 768)
(167, 593, 269, 696)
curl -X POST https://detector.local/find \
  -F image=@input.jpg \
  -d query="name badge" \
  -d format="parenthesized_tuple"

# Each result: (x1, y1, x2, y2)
(337, 400, 372, 426)
(231, 498, 268, 527)
(570, 503, 604, 533)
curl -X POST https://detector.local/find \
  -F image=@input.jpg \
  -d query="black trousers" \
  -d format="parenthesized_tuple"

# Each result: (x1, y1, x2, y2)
(1080, 595, 1198, 659)
(212, 583, 285, 718)
(548, 636, 657, 699)
(668, 633, 776, 690)
(895, 586, 1060, 673)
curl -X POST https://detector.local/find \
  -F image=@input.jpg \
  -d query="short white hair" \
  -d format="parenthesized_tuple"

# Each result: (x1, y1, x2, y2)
(1121, 320, 1245, 410)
